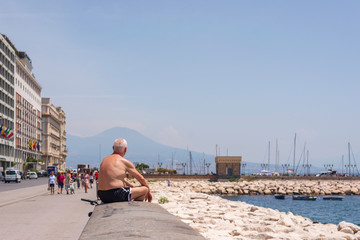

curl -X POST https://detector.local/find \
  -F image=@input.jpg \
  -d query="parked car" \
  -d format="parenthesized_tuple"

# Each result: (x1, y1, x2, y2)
(28, 172, 38, 179)
(37, 170, 46, 177)
(4, 168, 21, 183)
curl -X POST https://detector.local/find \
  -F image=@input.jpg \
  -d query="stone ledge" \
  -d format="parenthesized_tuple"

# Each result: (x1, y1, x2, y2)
(79, 201, 206, 240)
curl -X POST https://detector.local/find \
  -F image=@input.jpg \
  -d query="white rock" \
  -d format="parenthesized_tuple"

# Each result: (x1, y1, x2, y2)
(338, 221, 360, 233)
(340, 227, 354, 234)
(277, 215, 294, 227)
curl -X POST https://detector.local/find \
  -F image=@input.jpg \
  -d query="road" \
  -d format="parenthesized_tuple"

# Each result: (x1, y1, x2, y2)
(0, 177, 48, 192)
(0, 182, 96, 240)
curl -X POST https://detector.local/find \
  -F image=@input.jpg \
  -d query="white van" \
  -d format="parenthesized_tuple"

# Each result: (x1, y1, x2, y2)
(4, 168, 21, 183)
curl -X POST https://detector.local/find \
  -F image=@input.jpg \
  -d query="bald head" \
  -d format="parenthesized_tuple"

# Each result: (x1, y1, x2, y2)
(113, 138, 127, 154)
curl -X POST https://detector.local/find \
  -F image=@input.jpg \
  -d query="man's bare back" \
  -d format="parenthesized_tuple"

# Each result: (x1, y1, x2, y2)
(98, 154, 130, 190)
(97, 139, 152, 203)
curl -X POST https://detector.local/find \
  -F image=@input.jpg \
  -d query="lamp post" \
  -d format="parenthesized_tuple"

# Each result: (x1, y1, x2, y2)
(353, 165, 357, 176)
(181, 163, 186, 175)
(205, 163, 211, 175)
(345, 164, 350, 176)
(281, 164, 290, 175)
(241, 163, 246, 175)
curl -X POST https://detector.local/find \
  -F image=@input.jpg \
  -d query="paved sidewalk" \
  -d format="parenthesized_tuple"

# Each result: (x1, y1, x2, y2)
(0, 183, 48, 207)
(0, 184, 96, 240)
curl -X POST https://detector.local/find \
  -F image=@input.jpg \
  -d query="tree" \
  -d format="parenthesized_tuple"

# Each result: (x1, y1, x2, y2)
(136, 163, 149, 172)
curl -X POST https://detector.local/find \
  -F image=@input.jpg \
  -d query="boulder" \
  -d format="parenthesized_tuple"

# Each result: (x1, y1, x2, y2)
(226, 188, 235, 194)
(277, 215, 294, 227)
(351, 188, 359, 194)
(249, 187, 258, 193)
(338, 221, 360, 233)
(201, 188, 212, 194)
(286, 190, 293, 195)
(344, 188, 352, 195)
(250, 206, 258, 212)
(340, 227, 354, 234)
(264, 189, 272, 195)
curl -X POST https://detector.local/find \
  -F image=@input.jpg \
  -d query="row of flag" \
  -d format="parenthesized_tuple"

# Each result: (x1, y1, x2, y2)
(0, 124, 14, 139)
(29, 140, 40, 151)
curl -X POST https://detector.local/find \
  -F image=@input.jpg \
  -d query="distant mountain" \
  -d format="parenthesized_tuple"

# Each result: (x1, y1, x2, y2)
(66, 127, 323, 175)
(66, 127, 216, 173)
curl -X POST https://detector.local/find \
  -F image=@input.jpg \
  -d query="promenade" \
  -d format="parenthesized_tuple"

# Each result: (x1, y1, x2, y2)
(0, 183, 96, 240)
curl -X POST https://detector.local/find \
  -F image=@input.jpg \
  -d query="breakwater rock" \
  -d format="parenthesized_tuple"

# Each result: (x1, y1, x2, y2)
(187, 179, 360, 196)
(150, 180, 360, 240)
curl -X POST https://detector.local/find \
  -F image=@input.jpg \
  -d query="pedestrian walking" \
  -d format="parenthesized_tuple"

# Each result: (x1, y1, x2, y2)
(84, 170, 90, 193)
(57, 172, 65, 194)
(77, 174, 81, 189)
(65, 170, 72, 195)
(89, 171, 94, 189)
(48, 171, 57, 195)
(81, 173, 85, 189)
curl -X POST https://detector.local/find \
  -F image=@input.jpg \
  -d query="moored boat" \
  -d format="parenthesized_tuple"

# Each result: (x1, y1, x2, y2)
(292, 195, 317, 201)
(323, 196, 344, 201)
(274, 194, 285, 199)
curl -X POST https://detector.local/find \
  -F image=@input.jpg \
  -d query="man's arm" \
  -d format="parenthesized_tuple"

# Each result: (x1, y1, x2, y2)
(123, 179, 135, 188)
(125, 160, 150, 189)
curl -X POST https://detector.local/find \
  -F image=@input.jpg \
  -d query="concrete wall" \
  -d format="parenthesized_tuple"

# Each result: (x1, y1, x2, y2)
(79, 201, 205, 240)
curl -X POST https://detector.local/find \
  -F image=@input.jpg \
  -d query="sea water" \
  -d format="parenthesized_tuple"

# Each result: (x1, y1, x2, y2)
(223, 195, 360, 225)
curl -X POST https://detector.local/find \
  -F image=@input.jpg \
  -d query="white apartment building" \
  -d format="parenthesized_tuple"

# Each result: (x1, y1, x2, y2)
(41, 98, 67, 170)
(14, 51, 42, 171)
(0, 34, 16, 171)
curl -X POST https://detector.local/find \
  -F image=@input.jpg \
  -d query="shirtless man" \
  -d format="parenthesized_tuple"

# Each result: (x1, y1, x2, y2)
(97, 139, 152, 203)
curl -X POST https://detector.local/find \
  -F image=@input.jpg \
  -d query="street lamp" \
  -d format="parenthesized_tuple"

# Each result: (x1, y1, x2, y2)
(241, 163, 246, 175)
(181, 163, 187, 175)
(281, 164, 290, 175)
(345, 164, 350, 176)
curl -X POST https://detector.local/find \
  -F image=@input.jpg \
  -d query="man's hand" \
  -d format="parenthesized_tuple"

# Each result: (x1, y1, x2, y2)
(147, 191, 153, 202)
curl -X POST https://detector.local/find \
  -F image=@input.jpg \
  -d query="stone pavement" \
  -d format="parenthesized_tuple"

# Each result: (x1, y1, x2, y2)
(0, 183, 96, 240)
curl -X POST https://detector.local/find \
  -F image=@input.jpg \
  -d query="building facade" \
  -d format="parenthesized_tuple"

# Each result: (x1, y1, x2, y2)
(14, 51, 42, 171)
(215, 156, 242, 178)
(0, 34, 16, 171)
(41, 98, 67, 170)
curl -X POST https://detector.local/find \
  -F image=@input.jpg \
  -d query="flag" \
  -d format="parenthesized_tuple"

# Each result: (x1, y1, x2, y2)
(1, 126, 6, 137)
(33, 140, 36, 149)
(37, 142, 40, 151)
(29, 140, 32, 149)
(5, 128, 11, 137)
(7, 132, 13, 139)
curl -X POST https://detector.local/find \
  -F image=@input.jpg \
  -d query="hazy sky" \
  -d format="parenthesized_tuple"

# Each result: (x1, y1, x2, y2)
(1, 1, 359, 169)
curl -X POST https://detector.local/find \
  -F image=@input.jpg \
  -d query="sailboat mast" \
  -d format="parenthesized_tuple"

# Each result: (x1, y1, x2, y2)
(348, 142, 351, 176)
(307, 150, 309, 175)
(189, 151, 193, 175)
(203, 153, 205, 175)
(275, 139, 278, 173)
(268, 141, 270, 172)
(293, 133, 296, 175)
